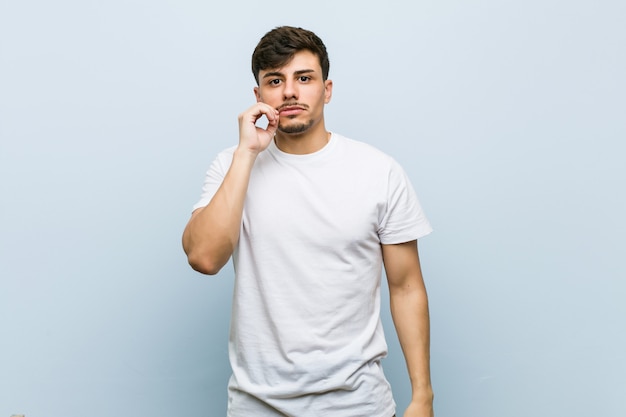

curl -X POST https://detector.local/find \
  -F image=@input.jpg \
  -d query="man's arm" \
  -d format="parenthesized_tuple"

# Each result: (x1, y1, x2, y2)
(382, 240, 434, 417)
(182, 103, 279, 275)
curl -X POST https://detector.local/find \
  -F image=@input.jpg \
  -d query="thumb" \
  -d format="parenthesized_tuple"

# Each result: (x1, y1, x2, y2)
(265, 114, 279, 136)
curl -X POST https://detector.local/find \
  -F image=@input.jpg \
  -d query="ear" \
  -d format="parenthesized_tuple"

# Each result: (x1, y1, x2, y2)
(324, 79, 333, 104)
(254, 86, 262, 103)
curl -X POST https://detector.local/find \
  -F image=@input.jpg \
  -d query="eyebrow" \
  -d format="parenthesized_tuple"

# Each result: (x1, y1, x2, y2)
(262, 69, 316, 79)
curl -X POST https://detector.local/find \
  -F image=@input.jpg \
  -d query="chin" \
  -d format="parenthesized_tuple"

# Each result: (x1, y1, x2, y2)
(278, 120, 314, 134)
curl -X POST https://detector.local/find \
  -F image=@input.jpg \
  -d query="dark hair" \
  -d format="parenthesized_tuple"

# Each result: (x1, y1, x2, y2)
(251, 26, 330, 84)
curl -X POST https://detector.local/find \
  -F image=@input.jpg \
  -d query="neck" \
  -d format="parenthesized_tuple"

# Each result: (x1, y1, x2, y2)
(274, 123, 330, 155)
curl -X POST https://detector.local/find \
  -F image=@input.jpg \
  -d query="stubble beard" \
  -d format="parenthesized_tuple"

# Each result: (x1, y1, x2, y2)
(277, 118, 314, 134)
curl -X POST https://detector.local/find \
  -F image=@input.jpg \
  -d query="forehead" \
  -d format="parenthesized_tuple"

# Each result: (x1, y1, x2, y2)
(260, 50, 322, 76)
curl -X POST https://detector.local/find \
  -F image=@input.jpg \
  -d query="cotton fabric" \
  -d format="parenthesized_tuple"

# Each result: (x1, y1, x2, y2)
(193, 133, 432, 416)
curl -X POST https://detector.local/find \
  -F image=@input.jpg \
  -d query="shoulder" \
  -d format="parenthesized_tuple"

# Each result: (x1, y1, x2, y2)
(208, 145, 238, 172)
(333, 133, 400, 171)
(218, 144, 238, 159)
(334, 133, 394, 161)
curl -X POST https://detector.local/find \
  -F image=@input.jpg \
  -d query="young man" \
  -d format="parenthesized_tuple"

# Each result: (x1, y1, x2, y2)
(183, 26, 434, 417)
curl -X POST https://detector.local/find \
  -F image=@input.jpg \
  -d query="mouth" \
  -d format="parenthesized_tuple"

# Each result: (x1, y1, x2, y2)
(277, 103, 308, 116)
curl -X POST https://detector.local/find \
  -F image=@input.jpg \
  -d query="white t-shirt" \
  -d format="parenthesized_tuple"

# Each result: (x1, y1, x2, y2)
(193, 133, 432, 417)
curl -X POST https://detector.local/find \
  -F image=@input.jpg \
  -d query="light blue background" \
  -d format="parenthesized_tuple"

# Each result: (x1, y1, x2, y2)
(1, 0, 624, 416)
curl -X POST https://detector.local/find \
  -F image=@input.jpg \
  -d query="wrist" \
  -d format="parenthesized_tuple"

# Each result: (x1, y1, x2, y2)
(233, 146, 260, 163)
(411, 386, 434, 404)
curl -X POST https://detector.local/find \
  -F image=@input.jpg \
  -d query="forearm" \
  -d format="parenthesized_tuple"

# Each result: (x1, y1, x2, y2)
(390, 285, 433, 402)
(183, 147, 257, 274)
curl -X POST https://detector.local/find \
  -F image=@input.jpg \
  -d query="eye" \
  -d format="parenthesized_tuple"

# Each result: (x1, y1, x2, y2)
(269, 79, 282, 86)
(299, 76, 311, 82)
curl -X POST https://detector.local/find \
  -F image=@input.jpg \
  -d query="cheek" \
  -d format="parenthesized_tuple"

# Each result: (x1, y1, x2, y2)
(259, 90, 281, 104)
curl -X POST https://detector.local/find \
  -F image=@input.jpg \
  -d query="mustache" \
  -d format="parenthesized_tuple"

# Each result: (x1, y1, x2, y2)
(277, 102, 309, 111)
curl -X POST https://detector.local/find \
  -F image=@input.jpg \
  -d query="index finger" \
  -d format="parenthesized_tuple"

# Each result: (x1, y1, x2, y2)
(245, 102, 279, 123)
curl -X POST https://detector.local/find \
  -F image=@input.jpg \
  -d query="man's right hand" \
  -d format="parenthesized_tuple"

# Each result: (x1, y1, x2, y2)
(237, 103, 279, 154)
(183, 103, 280, 275)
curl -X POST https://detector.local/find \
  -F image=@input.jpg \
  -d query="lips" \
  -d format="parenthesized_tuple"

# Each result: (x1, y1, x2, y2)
(278, 106, 305, 116)
(278, 107, 304, 116)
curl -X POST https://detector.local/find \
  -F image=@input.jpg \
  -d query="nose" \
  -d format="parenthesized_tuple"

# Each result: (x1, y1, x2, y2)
(282, 79, 298, 100)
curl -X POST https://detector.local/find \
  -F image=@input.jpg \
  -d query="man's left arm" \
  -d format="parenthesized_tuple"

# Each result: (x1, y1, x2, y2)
(382, 239, 434, 417)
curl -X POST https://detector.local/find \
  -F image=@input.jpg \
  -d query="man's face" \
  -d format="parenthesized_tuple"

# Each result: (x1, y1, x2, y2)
(254, 50, 332, 135)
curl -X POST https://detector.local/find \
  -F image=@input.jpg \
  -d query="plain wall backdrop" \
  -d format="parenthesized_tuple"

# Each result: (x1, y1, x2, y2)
(1, 0, 624, 416)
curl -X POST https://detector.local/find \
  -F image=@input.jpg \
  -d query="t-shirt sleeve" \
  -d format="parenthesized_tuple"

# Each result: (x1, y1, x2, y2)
(378, 159, 432, 244)
(191, 147, 235, 212)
